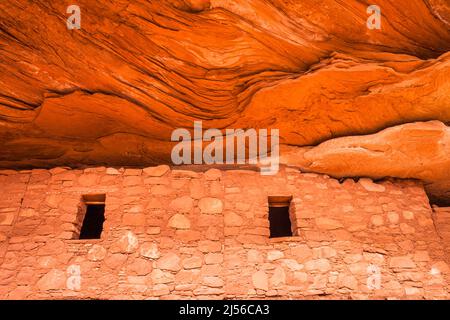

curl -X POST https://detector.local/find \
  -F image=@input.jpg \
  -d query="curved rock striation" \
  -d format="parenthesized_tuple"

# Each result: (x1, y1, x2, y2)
(0, 1, 449, 201)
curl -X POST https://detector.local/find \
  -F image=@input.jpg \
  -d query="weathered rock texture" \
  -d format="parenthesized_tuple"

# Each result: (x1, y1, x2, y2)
(281, 121, 450, 205)
(0, 166, 449, 299)
(1, 1, 450, 202)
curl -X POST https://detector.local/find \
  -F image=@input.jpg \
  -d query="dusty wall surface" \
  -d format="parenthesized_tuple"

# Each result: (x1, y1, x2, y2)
(0, 166, 449, 300)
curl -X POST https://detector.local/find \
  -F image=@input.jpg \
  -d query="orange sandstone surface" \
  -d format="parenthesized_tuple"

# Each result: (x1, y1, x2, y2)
(0, 0, 449, 204)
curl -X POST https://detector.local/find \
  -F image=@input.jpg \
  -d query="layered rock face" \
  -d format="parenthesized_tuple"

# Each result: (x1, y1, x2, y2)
(0, 1, 449, 201)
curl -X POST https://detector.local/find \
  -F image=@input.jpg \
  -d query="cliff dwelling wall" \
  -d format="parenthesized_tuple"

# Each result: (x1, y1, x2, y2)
(0, 166, 449, 299)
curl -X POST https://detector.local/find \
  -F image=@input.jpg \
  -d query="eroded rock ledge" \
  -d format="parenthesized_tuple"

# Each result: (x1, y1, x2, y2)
(281, 121, 450, 205)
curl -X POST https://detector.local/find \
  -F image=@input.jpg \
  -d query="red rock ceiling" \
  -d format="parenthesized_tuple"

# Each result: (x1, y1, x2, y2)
(0, 0, 449, 202)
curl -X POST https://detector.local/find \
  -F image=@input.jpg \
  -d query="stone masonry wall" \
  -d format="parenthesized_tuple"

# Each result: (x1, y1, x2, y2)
(433, 206, 450, 265)
(0, 166, 449, 299)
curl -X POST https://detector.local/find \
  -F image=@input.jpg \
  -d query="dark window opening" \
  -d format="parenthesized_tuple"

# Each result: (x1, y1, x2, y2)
(79, 194, 106, 239)
(427, 193, 450, 208)
(268, 196, 293, 238)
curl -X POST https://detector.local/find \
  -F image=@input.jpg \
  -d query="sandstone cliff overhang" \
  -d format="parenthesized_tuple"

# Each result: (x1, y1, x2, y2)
(0, 1, 449, 203)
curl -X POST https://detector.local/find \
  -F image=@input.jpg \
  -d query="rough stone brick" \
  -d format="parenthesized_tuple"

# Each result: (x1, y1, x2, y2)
(224, 212, 243, 226)
(140, 243, 160, 259)
(290, 245, 313, 262)
(124, 169, 142, 176)
(338, 274, 358, 290)
(198, 241, 222, 253)
(151, 269, 174, 284)
(267, 250, 284, 261)
(143, 165, 170, 177)
(305, 259, 331, 272)
(168, 214, 191, 229)
(0, 213, 15, 225)
(204, 169, 222, 181)
(252, 270, 268, 291)
(315, 217, 343, 230)
(198, 197, 223, 214)
(270, 267, 286, 287)
(104, 253, 128, 269)
(123, 176, 142, 186)
(205, 253, 223, 265)
(87, 244, 107, 261)
(313, 246, 337, 259)
(387, 212, 400, 224)
(359, 178, 386, 192)
(106, 168, 120, 175)
(403, 211, 415, 220)
(400, 223, 416, 234)
(127, 258, 153, 275)
(169, 196, 194, 213)
(36, 269, 66, 291)
(156, 253, 181, 271)
(370, 215, 384, 226)
(389, 256, 416, 269)
(123, 213, 146, 226)
(113, 231, 139, 254)
(182, 256, 203, 269)
(78, 174, 98, 187)
(202, 276, 224, 288)
(247, 250, 263, 264)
